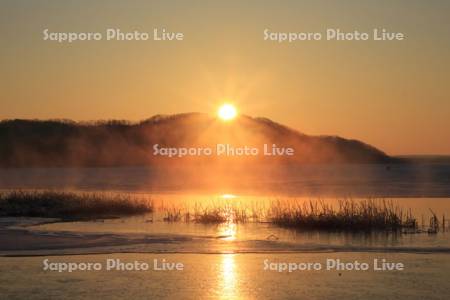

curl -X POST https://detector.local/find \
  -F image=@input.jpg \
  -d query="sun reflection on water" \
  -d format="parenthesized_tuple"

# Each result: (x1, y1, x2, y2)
(218, 222, 237, 241)
(220, 254, 238, 300)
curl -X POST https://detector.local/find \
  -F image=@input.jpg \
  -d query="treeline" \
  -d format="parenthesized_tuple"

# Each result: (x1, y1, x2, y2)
(0, 114, 396, 167)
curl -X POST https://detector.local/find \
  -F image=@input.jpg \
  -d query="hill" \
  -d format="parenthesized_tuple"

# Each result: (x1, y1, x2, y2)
(0, 113, 398, 167)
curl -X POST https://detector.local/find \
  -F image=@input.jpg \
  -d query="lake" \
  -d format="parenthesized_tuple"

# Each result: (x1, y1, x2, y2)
(1, 164, 450, 299)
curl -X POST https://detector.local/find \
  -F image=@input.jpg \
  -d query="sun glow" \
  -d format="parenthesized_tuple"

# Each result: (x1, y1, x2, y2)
(217, 104, 237, 121)
(221, 194, 237, 199)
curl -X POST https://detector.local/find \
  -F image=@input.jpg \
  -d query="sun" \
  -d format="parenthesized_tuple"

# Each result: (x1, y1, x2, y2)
(217, 104, 237, 121)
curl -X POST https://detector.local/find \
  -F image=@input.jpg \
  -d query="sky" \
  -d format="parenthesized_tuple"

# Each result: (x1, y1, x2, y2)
(0, 0, 449, 155)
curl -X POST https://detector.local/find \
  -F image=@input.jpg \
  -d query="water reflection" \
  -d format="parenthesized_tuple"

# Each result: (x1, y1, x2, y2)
(220, 254, 238, 300)
(217, 193, 238, 241)
(217, 222, 237, 241)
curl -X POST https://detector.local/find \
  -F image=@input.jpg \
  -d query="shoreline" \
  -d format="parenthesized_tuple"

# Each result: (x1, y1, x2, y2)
(2, 217, 450, 257)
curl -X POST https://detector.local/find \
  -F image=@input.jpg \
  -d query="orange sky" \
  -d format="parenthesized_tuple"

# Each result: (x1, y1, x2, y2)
(0, 1, 449, 155)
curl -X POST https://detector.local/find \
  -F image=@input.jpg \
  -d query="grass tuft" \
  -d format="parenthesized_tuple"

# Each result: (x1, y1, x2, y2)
(269, 199, 417, 231)
(0, 190, 153, 220)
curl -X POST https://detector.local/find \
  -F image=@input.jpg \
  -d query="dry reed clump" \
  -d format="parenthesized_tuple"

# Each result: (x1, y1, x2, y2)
(158, 198, 443, 233)
(0, 190, 153, 219)
(163, 203, 249, 224)
(162, 207, 184, 222)
(269, 199, 418, 231)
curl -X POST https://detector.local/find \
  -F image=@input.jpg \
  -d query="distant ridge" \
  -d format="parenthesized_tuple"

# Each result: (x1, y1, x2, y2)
(0, 113, 399, 167)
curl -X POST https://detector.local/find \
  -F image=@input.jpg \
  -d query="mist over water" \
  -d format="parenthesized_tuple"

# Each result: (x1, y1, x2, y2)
(1, 163, 449, 197)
